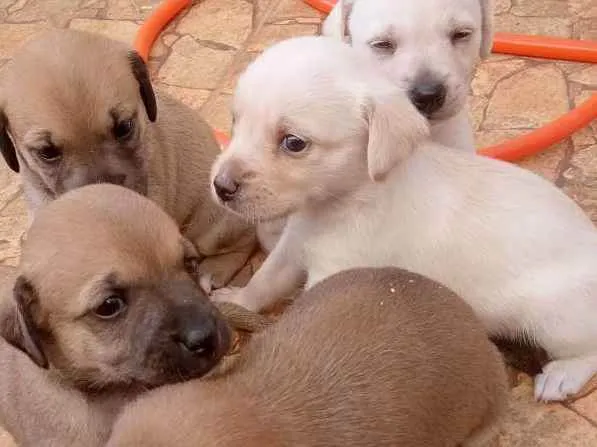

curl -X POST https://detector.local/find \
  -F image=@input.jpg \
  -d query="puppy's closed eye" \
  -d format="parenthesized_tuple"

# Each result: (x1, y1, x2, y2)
(368, 38, 397, 55)
(450, 28, 473, 44)
(35, 144, 63, 164)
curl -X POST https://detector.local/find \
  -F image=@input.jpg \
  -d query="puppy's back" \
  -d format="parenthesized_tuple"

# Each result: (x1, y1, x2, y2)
(109, 267, 507, 447)
(244, 267, 508, 446)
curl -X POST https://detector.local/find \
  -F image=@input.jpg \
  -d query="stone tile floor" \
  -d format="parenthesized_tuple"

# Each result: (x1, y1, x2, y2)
(0, 0, 595, 445)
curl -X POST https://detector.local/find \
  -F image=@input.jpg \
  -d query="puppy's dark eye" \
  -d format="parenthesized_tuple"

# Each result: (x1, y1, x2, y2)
(113, 118, 136, 141)
(37, 145, 62, 163)
(451, 29, 472, 43)
(280, 134, 309, 154)
(95, 294, 127, 319)
(369, 39, 396, 53)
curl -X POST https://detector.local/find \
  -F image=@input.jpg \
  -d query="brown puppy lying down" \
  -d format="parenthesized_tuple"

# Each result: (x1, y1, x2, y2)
(0, 29, 255, 287)
(0, 184, 232, 447)
(109, 267, 508, 447)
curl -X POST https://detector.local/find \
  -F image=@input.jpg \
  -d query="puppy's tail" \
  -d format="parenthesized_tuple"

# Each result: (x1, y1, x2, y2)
(215, 301, 273, 333)
(207, 302, 273, 379)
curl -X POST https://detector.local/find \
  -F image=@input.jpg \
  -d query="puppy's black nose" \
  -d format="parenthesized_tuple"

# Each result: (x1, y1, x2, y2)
(213, 174, 239, 202)
(408, 82, 447, 116)
(179, 325, 217, 356)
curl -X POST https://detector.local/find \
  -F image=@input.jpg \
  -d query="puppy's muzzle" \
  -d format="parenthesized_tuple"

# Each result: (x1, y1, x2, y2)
(162, 280, 232, 377)
(408, 82, 447, 117)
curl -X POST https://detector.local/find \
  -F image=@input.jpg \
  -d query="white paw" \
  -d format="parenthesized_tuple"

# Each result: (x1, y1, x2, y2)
(210, 286, 258, 312)
(534, 357, 597, 402)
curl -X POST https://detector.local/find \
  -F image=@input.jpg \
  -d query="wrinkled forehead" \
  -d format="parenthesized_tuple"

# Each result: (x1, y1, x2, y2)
(24, 195, 184, 276)
(5, 51, 139, 136)
(21, 216, 185, 312)
(350, 0, 481, 40)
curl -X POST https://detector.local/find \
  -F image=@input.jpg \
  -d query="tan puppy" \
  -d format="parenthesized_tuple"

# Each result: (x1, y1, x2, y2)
(0, 29, 256, 287)
(0, 184, 232, 447)
(108, 267, 507, 447)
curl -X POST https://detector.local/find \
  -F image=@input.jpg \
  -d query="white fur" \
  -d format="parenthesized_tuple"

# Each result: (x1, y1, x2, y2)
(322, 0, 494, 152)
(211, 36, 597, 402)
(259, 0, 494, 252)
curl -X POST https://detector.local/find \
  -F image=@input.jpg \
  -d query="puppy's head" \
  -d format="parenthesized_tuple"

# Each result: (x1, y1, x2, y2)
(0, 184, 231, 390)
(322, 0, 494, 120)
(210, 36, 429, 222)
(0, 30, 157, 204)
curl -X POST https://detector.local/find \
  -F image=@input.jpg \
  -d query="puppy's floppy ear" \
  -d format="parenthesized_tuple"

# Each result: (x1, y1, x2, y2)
(321, 0, 355, 42)
(365, 92, 430, 182)
(0, 108, 19, 173)
(128, 51, 157, 123)
(479, 0, 495, 58)
(0, 276, 48, 368)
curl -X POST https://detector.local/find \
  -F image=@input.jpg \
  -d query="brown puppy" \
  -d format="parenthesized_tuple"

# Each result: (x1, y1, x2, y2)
(0, 29, 256, 287)
(108, 267, 508, 447)
(0, 184, 232, 447)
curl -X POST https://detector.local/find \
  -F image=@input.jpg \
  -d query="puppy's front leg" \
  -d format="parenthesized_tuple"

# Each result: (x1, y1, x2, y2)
(211, 229, 304, 312)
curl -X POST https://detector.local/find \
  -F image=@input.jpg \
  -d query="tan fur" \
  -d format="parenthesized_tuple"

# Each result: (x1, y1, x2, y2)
(0, 29, 256, 287)
(109, 267, 508, 447)
(0, 184, 232, 447)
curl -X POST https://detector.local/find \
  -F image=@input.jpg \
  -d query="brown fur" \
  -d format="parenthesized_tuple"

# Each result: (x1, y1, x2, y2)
(109, 267, 508, 447)
(0, 184, 232, 447)
(0, 29, 256, 287)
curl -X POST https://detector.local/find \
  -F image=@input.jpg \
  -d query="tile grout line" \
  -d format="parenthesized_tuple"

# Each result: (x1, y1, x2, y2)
(199, 0, 287, 115)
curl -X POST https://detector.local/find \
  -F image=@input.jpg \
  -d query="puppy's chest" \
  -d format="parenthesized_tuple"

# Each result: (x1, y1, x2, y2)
(299, 202, 420, 287)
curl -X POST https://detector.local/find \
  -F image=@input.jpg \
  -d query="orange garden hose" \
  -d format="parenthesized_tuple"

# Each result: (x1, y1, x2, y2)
(134, 0, 191, 62)
(135, 0, 597, 160)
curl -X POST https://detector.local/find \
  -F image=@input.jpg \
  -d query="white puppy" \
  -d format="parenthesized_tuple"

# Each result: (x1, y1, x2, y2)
(210, 36, 597, 403)
(260, 0, 494, 252)
(322, 0, 494, 151)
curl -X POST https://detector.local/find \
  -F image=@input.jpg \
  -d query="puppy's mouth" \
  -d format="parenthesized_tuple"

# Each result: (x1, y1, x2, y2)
(425, 90, 467, 122)
(229, 202, 294, 224)
(425, 104, 461, 121)
(214, 190, 294, 224)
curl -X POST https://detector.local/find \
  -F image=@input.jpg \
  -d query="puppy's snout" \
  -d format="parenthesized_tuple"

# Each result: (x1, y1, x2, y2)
(408, 82, 447, 116)
(178, 323, 217, 356)
(213, 173, 240, 202)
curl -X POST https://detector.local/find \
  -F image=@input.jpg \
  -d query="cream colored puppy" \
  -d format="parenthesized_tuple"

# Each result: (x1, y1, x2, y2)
(211, 36, 597, 402)
(322, 0, 494, 152)
(109, 267, 508, 447)
(260, 0, 494, 252)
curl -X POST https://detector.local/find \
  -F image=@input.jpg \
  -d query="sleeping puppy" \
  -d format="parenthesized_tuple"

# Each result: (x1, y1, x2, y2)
(0, 184, 231, 447)
(322, 0, 494, 152)
(0, 29, 256, 288)
(211, 36, 597, 402)
(108, 267, 508, 447)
